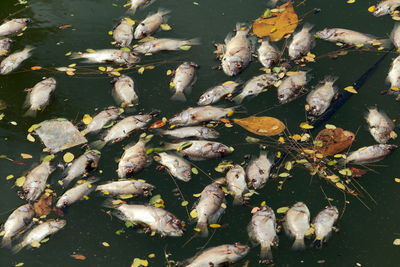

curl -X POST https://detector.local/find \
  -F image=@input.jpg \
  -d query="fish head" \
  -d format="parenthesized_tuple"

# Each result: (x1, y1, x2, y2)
(386, 144, 398, 151)
(50, 219, 67, 229)
(142, 183, 155, 196)
(16, 18, 31, 25)
(201, 128, 220, 139)
(222, 56, 244, 76)
(42, 77, 57, 86)
(56, 198, 68, 209)
(161, 214, 184, 236)
(373, 4, 391, 17)
(0, 38, 13, 45)
(292, 202, 309, 213)
(133, 23, 147, 40)
(231, 242, 250, 256)
(85, 150, 101, 162)
(277, 88, 291, 104)
(169, 111, 189, 125)
(309, 103, 322, 116)
(213, 143, 232, 156)
(324, 206, 339, 218)
(197, 92, 213, 105)
(126, 52, 141, 64)
(315, 28, 336, 40)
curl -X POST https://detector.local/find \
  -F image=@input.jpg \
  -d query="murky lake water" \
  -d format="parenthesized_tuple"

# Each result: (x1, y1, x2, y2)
(1, 0, 399, 266)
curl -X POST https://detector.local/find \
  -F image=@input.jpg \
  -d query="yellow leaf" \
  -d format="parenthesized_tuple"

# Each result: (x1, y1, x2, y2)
(209, 224, 221, 228)
(300, 122, 314, 129)
(30, 241, 41, 248)
(15, 263, 24, 267)
(148, 253, 155, 258)
(82, 114, 93, 125)
(291, 134, 301, 141)
(390, 131, 398, 139)
(86, 49, 96, 53)
(124, 17, 135, 26)
(347, 0, 355, 3)
(335, 182, 346, 190)
(138, 67, 145, 74)
(21, 153, 33, 159)
(394, 178, 400, 183)
(181, 200, 189, 206)
(344, 86, 358, 94)
(278, 172, 290, 177)
(102, 242, 110, 247)
(252, 1, 298, 41)
(169, 82, 175, 88)
(221, 203, 227, 209)
(65, 51, 72, 56)
(108, 31, 113, 35)
(63, 152, 75, 163)
(192, 193, 201, 197)
(166, 69, 173, 75)
(66, 71, 75, 76)
(110, 71, 121, 76)
(120, 47, 131, 52)
(190, 209, 198, 218)
(27, 124, 40, 133)
(260, 201, 267, 206)
(325, 124, 336, 130)
(160, 24, 172, 31)
(179, 45, 192, 51)
(233, 116, 285, 136)
(15, 176, 26, 187)
(276, 206, 289, 214)
(6, 174, 14, 180)
(119, 194, 134, 199)
(193, 227, 201, 232)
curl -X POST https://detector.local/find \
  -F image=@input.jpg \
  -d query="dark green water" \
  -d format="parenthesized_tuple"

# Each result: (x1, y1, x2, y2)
(1, 0, 399, 266)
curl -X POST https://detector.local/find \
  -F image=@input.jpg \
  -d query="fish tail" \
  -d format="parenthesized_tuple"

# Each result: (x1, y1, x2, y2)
(23, 45, 35, 54)
(195, 221, 209, 238)
(23, 108, 37, 117)
(1, 236, 12, 249)
(292, 238, 306, 251)
(163, 142, 178, 151)
(376, 38, 392, 49)
(233, 195, 243, 205)
(311, 238, 323, 249)
(89, 140, 106, 150)
(171, 91, 186, 102)
(157, 8, 171, 17)
(302, 22, 314, 31)
(259, 244, 273, 264)
(232, 105, 247, 114)
(11, 243, 24, 254)
(232, 93, 245, 104)
(185, 38, 201, 46)
(322, 75, 338, 84)
(152, 128, 165, 136)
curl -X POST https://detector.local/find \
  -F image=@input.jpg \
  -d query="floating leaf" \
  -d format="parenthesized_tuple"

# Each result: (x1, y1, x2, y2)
(82, 114, 93, 125)
(98, 66, 106, 72)
(335, 182, 346, 190)
(119, 194, 134, 199)
(190, 209, 198, 218)
(71, 254, 86, 260)
(131, 258, 148, 267)
(344, 86, 358, 94)
(15, 263, 24, 267)
(191, 167, 198, 174)
(209, 224, 221, 228)
(181, 200, 189, 206)
(252, 1, 298, 41)
(31, 66, 42, 70)
(314, 128, 355, 156)
(300, 122, 314, 129)
(368, 5, 376, 12)
(179, 45, 192, 51)
(124, 17, 135, 26)
(15, 176, 26, 187)
(245, 136, 261, 143)
(138, 67, 145, 74)
(160, 24, 172, 31)
(277, 207, 289, 214)
(63, 152, 74, 163)
(233, 116, 285, 136)
(102, 242, 110, 247)
(21, 153, 32, 159)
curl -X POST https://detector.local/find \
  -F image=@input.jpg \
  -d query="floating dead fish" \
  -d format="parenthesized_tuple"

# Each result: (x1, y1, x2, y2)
(96, 179, 155, 197)
(169, 106, 236, 126)
(170, 62, 198, 101)
(0, 38, 13, 56)
(345, 144, 397, 164)
(226, 164, 248, 205)
(112, 75, 139, 107)
(154, 126, 220, 140)
(164, 140, 232, 160)
(289, 23, 315, 59)
(315, 28, 390, 47)
(21, 159, 55, 202)
(277, 71, 308, 104)
(246, 150, 273, 190)
(133, 38, 200, 54)
(258, 37, 279, 68)
(306, 75, 337, 117)
(197, 81, 240, 106)
(81, 106, 122, 136)
(0, 46, 34, 75)
(373, 0, 400, 17)
(113, 18, 134, 47)
(233, 73, 277, 104)
(312, 206, 339, 249)
(134, 9, 170, 39)
(365, 107, 394, 144)
(24, 77, 57, 117)
(284, 202, 310, 251)
(0, 18, 30, 37)
(72, 49, 140, 65)
(156, 152, 191, 182)
(117, 136, 151, 178)
(56, 178, 99, 209)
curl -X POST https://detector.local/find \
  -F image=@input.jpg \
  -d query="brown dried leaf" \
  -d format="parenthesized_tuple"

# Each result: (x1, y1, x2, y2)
(71, 254, 86, 260)
(314, 128, 355, 156)
(33, 194, 53, 217)
(233, 116, 285, 136)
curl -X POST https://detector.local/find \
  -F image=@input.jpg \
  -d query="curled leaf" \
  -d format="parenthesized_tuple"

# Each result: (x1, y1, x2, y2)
(233, 116, 285, 136)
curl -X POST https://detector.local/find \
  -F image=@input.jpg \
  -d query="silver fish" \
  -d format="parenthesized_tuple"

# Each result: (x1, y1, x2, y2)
(387, 55, 400, 90)
(0, 38, 13, 56)
(0, 18, 30, 37)
(164, 140, 232, 160)
(171, 62, 198, 101)
(194, 181, 226, 237)
(61, 150, 101, 187)
(315, 28, 390, 47)
(345, 144, 397, 164)
(169, 106, 235, 126)
(134, 9, 170, 39)
(113, 19, 134, 47)
(391, 23, 400, 49)
(112, 75, 139, 107)
(22, 160, 55, 202)
(56, 178, 98, 209)
(133, 38, 200, 54)
(96, 179, 155, 196)
(365, 107, 394, 144)
(0, 46, 34, 74)
(312, 206, 339, 249)
(246, 151, 273, 190)
(248, 206, 278, 263)
(156, 152, 191, 182)
(374, 0, 400, 16)
(24, 77, 56, 117)
(117, 137, 150, 178)
(226, 164, 248, 205)
(289, 23, 315, 59)
(1, 204, 34, 248)
(81, 106, 121, 136)
(129, 0, 151, 13)
(222, 23, 252, 76)
(182, 243, 249, 267)
(12, 219, 66, 253)
(284, 202, 310, 251)
(277, 71, 308, 104)
(72, 49, 140, 65)
(155, 126, 220, 140)
(233, 73, 277, 104)
(306, 75, 337, 117)
(258, 38, 279, 68)
(107, 203, 184, 237)
(197, 81, 240, 105)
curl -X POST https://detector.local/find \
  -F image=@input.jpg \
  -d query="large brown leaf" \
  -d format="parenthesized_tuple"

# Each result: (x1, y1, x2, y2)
(233, 116, 286, 136)
(33, 194, 53, 217)
(314, 128, 355, 156)
(252, 1, 299, 41)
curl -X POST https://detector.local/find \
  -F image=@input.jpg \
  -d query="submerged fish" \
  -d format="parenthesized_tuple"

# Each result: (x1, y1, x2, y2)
(171, 61, 198, 101)
(117, 137, 151, 178)
(12, 219, 66, 253)
(21, 160, 55, 202)
(284, 202, 310, 251)
(373, 0, 400, 17)
(306, 75, 337, 117)
(194, 181, 226, 237)
(81, 106, 121, 136)
(107, 202, 184, 237)
(113, 18, 134, 47)
(24, 77, 56, 117)
(164, 140, 232, 160)
(0, 38, 13, 56)
(248, 206, 278, 263)
(156, 152, 191, 182)
(61, 150, 101, 187)
(246, 150, 273, 190)
(197, 81, 240, 105)
(72, 49, 140, 65)
(289, 23, 315, 59)
(181, 243, 249, 267)
(1, 204, 34, 248)
(316, 28, 390, 47)
(134, 9, 170, 39)
(233, 73, 277, 104)
(221, 23, 252, 76)
(226, 164, 248, 205)
(0, 46, 34, 74)
(277, 71, 308, 104)
(345, 144, 397, 164)
(155, 126, 220, 140)
(312, 206, 339, 249)
(387, 55, 400, 90)
(0, 18, 30, 37)
(56, 178, 98, 209)
(112, 75, 139, 107)
(96, 179, 155, 196)
(365, 107, 394, 144)
(169, 106, 236, 126)
(258, 38, 279, 68)
(133, 38, 200, 54)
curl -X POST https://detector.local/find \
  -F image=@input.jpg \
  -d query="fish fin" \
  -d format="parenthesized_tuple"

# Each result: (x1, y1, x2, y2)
(70, 53, 83, 60)
(171, 91, 187, 102)
(292, 238, 306, 251)
(322, 75, 338, 84)
(224, 31, 234, 44)
(157, 8, 171, 17)
(1, 236, 12, 249)
(232, 93, 245, 104)
(311, 238, 323, 249)
(184, 38, 201, 46)
(259, 244, 273, 264)
(208, 201, 226, 224)
(11, 243, 24, 254)
(23, 108, 37, 117)
(23, 45, 35, 55)
(233, 195, 243, 205)
(112, 210, 130, 221)
(90, 140, 106, 150)
(195, 221, 209, 238)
